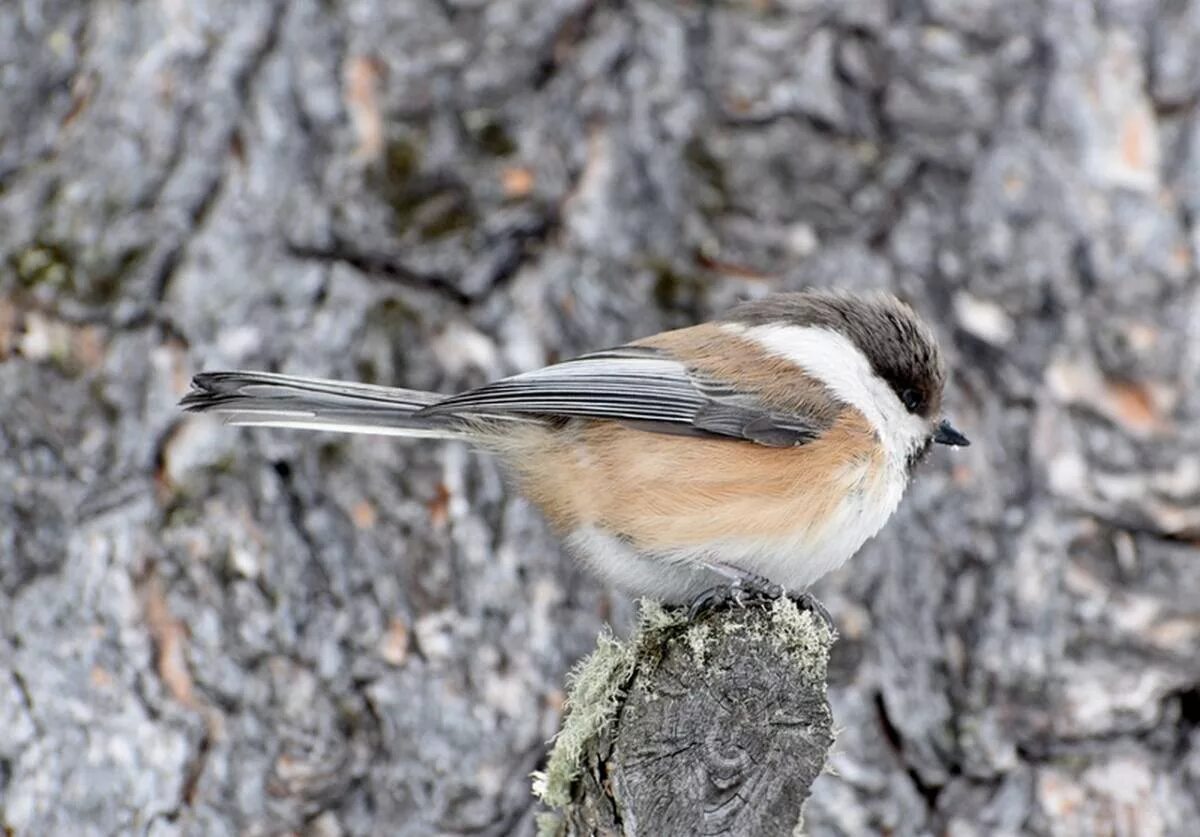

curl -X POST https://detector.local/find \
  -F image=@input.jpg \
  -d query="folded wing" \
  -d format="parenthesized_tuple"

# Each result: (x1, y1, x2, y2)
(418, 347, 820, 447)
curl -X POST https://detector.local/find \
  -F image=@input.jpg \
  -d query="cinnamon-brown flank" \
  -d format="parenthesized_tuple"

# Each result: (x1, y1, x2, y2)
(491, 406, 882, 549)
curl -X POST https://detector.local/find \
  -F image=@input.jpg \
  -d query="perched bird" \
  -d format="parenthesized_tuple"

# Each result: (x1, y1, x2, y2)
(181, 290, 968, 606)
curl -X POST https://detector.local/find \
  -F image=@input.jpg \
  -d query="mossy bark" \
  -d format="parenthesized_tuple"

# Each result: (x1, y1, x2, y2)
(536, 599, 835, 837)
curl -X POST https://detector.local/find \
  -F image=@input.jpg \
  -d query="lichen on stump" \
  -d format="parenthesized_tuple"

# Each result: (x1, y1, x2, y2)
(535, 598, 836, 837)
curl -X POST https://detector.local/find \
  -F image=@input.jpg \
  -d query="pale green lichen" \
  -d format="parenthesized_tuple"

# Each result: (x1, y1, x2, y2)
(535, 811, 563, 837)
(685, 622, 712, 666)
(531, 626, 638, 808)
(683, 597, 833, 683)
(638, 598, 685, 632)
(532, 601, 687, 809)
(766, 597, 833, 686)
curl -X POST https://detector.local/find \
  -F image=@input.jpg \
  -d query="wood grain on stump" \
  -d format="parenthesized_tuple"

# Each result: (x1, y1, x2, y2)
(536, 599, 835, 837)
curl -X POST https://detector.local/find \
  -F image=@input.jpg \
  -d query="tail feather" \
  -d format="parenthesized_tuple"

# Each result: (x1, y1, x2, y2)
(181, 371, 464, 439)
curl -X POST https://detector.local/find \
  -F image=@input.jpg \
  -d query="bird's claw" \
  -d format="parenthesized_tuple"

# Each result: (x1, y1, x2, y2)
(687, 577, 835, 636)
(687, 574, 785, 620)
(789, 590, 836, 635)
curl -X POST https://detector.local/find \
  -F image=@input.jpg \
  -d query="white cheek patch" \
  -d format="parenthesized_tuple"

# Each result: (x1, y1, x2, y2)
(725, 322, 928, 461)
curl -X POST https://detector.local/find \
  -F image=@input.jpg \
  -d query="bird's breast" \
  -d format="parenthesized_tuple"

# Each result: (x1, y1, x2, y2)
(491, 407, 907, 597)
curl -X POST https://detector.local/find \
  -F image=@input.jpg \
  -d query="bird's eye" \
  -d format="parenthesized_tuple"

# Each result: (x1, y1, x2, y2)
(900, 388, 923, 413)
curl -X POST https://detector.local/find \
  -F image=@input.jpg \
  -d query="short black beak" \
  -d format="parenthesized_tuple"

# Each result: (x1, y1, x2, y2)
(933, 419, 970, 447)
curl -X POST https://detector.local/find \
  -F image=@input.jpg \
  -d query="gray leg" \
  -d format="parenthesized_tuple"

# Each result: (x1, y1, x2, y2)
(687, 560, 784, 620)
(702, 561, 786, 598)
(688, 560, 835, 633)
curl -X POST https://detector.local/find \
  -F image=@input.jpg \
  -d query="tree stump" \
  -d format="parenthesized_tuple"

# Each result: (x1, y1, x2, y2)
(535, 598, 836, 837)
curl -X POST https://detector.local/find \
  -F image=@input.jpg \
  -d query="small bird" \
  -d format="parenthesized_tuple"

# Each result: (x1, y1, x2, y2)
(181, 290, 968, 606)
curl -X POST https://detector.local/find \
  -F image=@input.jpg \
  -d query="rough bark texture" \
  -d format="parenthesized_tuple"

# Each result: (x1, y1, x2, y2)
(3, 1, 1200, 835)
(536, 600, 834, 837)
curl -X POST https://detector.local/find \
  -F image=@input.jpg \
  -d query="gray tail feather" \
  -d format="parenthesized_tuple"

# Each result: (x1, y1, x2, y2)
(180, 371, 467, 439)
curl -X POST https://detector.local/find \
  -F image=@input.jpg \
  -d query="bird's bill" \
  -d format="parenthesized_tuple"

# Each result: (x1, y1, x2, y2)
(933, 419, 970, 447)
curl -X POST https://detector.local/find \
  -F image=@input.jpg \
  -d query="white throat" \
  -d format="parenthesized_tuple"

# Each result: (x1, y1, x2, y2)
(726, 322, 930, 464)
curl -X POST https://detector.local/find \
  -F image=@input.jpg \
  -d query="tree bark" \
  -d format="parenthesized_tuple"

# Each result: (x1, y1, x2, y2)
(536, 600, 834, 837)
(4, 1, 1200, 834)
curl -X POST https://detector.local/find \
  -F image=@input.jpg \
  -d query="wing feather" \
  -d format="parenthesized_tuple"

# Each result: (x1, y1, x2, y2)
(417, 347, 823, 447)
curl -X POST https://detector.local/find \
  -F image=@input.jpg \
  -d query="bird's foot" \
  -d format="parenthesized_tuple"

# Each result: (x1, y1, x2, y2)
(688, 566, 784, 620)
(686, 583, 734, 620)
(688, 562, 835, 634)
(788, 589, 836, 636)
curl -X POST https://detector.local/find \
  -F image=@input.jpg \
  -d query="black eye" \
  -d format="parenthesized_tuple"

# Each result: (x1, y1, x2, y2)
(901, 388, 923, 413)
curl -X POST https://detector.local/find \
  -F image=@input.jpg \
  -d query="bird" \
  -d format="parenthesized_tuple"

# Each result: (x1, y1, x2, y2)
(181, 290, 969, 608)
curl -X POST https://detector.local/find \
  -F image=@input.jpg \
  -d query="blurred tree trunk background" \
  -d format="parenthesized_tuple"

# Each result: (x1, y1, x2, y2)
(2, 1, 1199, 834)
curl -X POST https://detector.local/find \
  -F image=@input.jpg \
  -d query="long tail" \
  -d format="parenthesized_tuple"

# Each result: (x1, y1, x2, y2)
(180, 371, 467, 439)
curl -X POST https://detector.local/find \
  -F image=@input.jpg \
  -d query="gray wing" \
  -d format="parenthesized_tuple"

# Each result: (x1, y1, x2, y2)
(416, 347, 820, 447)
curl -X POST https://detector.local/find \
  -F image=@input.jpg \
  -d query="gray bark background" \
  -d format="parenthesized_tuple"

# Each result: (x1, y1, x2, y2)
(2, 0, 1199, 835)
